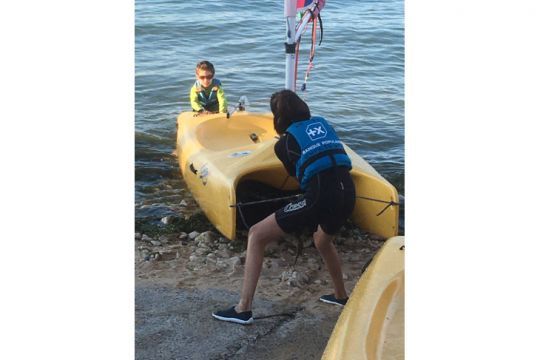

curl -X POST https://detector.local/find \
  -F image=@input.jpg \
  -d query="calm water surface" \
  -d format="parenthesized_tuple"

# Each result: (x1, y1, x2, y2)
(135, 0, 403, 220)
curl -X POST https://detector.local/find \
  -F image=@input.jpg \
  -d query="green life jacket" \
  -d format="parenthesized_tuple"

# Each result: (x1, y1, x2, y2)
(194, 79, 221, 112)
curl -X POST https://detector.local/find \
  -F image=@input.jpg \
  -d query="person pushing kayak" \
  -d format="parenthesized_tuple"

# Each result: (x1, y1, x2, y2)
(190, 60, 228, 114)
(212, 89, 356, 325)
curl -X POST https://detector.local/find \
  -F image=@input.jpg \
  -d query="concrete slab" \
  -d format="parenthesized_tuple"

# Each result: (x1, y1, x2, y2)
(136, 286, 305, 360)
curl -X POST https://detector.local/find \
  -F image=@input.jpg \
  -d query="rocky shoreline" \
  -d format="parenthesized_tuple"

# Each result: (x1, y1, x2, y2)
(135, 209, 386, 290)
(135, 208, 387, 359)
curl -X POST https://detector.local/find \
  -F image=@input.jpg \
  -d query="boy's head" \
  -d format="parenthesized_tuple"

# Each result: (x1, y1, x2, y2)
(196, 60, 215, 88)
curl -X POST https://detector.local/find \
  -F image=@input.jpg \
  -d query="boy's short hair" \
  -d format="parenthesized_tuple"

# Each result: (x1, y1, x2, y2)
(196, 60, 215, 74)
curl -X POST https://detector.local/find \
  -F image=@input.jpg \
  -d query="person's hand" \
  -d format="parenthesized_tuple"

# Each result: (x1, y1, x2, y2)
(193, 110, 218, 117)
(194, 110, 209, 117)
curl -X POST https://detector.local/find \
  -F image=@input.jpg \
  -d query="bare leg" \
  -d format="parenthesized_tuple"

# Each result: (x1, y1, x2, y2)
(313, 226, 347, 299)
(236, 213, 285, 312)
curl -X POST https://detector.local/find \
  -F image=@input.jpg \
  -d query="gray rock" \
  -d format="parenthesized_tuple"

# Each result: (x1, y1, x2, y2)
(206, 254, 217, 265)
(188, 231, 200, 240)
(150, 240, 162, 246)
(215, 249, 232, 259)
(195, 247, 210, 256)
(160, 215, 173, 224)
(280, 270, 310, 287)
(228, 256, 242, 267)
(264, 242, 280, 256)
(180, 200, 188, 207)
(142, 234, 153, 242)
(135, 232, 142, 240)
(307, 258, 320, 271)
(158, 235, 170, 243)
(195, 231, 218, 247)
(216, 260, 228, 270)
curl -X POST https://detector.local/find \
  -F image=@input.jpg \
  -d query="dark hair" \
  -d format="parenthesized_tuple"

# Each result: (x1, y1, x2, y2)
(196, 60, 215, 74)
(270, 90, 311, 134)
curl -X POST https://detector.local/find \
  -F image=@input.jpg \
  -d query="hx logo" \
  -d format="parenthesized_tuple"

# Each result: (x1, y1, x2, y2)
(306, 122, 327, 140)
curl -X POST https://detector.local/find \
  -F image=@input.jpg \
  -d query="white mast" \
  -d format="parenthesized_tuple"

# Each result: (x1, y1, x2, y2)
(284, 0, 297, 91)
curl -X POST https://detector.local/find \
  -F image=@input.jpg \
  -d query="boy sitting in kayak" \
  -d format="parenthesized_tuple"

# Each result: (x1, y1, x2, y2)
(190, 60, 228, 114)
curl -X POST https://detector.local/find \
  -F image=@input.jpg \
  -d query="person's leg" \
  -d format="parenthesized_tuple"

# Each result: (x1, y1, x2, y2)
(313, 226, 347, 299)
(236, 213, 286, 312)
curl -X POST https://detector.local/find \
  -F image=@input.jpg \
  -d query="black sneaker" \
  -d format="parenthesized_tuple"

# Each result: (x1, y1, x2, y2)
(319, 294, 348, 307)
(212, 306, 253, 325)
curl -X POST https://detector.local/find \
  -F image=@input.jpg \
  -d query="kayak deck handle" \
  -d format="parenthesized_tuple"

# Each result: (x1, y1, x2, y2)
(250, 133, 259, 142)
(189, 163, 198, 174)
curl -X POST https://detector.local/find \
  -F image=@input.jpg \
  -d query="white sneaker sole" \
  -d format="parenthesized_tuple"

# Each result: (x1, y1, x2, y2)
(212, 313, 254, 325)
(319, 298, 346, 307)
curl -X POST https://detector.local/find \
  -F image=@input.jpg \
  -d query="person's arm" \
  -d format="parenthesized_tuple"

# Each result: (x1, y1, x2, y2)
(217, 86, 228, 113)
(274, 134, 300, 177)
(190, 85, 203, 112)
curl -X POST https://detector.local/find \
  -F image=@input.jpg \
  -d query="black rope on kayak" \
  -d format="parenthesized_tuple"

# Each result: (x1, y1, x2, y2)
(236, 204, 251, 230)
(229, 194, 302, 208)
(278, 175, 291, 190)
(232, 194, 302, 230)
(355, 195, 399, 216)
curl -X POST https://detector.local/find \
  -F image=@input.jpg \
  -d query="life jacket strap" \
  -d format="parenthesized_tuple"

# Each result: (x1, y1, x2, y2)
(297, 148, 347, 183)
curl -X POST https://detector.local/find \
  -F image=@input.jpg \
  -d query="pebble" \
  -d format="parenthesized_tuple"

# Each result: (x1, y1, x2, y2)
(161, 216, 173, 224)
(280, 270, 310, 287)
(158, 235, 169, 243)
(142, 234, 153, 242)
(135, 232, 142, 240)
(150, 240, 162, 246)
(195, 231, 218, 247)
(179, 232, 188, 240)
(195, 247, 210, 256)
(306, 258, 320, 271)
(180, 200, 188, 207)
(229, 256, 241, 267)
(216, 260, 228, 270)
(188, 231, 200, 240)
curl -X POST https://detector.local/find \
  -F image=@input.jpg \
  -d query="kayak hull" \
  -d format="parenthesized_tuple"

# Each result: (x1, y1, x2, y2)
(322, 236, 405, 360)
(176, 111, 399, 240)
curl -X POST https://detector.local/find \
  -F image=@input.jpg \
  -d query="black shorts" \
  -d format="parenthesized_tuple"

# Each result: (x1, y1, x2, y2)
(275, 167, 356, 235)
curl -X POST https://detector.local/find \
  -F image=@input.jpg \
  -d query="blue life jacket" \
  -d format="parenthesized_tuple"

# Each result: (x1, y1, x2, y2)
(286, 116, 352, 190)
(194, 79, 221, 112)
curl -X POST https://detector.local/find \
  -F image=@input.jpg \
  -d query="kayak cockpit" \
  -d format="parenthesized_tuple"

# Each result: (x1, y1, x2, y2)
(195, 114, 276, 151)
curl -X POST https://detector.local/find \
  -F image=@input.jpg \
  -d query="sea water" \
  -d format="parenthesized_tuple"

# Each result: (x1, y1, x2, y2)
(135, 0, 403, 221)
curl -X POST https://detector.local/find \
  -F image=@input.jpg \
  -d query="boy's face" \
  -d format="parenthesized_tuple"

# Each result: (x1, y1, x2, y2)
(196, 69, 214, 87)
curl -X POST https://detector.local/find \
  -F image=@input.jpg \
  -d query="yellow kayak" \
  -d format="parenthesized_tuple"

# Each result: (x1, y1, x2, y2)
(322, 236, 405, 360)
(176, 111, 400, 240)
